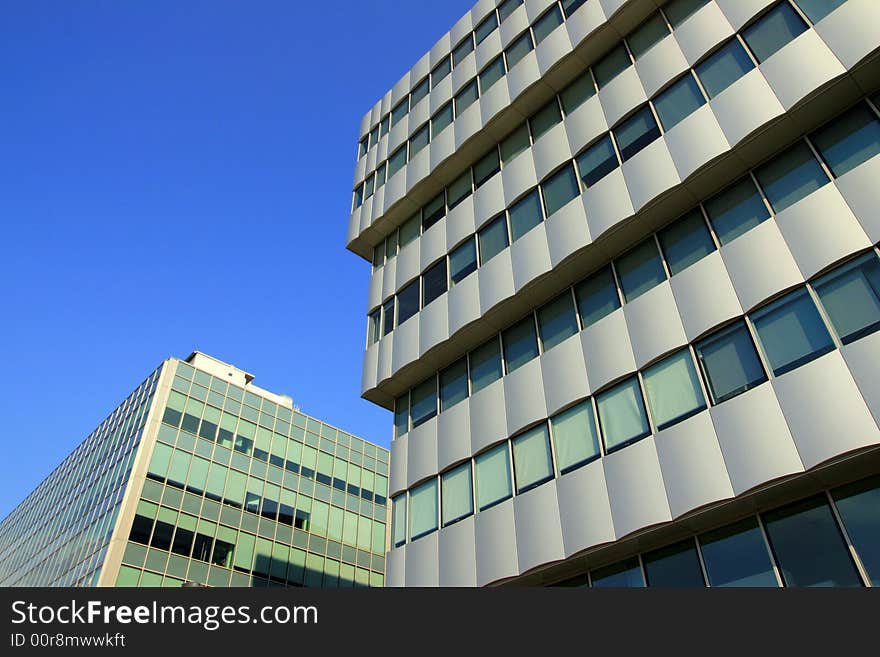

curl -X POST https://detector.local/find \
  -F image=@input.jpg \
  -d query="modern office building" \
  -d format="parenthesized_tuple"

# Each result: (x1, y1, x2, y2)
(348, 0, 880, 586)
(0, 352, 390, 587)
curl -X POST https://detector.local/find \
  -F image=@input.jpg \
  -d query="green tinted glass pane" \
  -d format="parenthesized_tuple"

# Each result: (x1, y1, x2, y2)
(551, 400, 600, 473)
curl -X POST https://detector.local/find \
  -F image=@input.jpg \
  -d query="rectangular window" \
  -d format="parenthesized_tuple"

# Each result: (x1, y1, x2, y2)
(550, 400, 601, 474)
(400, 213, 420, 248)
(500, 122, 531, 163)
(387, 145, 407, 179)
(394, 394, 409, 437)
(704, 175, 770, 245)
(432, 102, 454, 136)
(812, 252, 880, 344)
(537, 291, 579, 351)
(364, 173, 375, 200)
(409, 478, 439, 541)
(478, 214, 509, 265)
(615, 237, 667, 302)
(658, 209, 716, 275)
(371, 244, 384, 269)
(474, 148, 501, 187)
(502, 316, 539, 373)
(751, 287, 835, 376)
(512, 424, 554, 493)
(793, 0, 848, 23)
(593, 44, 632, 89)
(431, 57, 451, 88)
(386, 230, 398, 260)
(475, 12, 498, 45)
(396, 279, 420, 326)
(643, 540, 706, 587)
(763, 495, 861, 587)
(614, 105, 661, 161)
(591, 557, 645, 587)
(409, 124, 429, 156)
(391, 98, 409, 127)
(440, 357, 469, 411)
(575, 265, 621, 327)
(742, 2, 808, 63)
(359, 137, 368, 158)
(694, 321, 767, 404)
(596, 377, 651, 452)
(698, 518, 778, 587)
(475, 443, 513, 511)
(422, 193, 446, 231)
(508, 189, 544, 242)
(530, 99, 562, 141)
(380, 114, 390, 138)
(541, 163, 580, 217)
(375, 162, 387, 189)
(561, 0, 588, 18)
(560, 70, 596, 114)
(411, 77, 429, 107)
(832, 476, 880, 586)
(422, 259, 448, 307)
(454, 79, 479, 117)
(470, 336, 503, 394)
(505, 31, 534, 69)
(479, 56, 506, 93)
(447, 170, 473, 210)
(642, 349, 706, 431)
(452, 35, 475, 67)
(533, 5, 563, 45)
(694, 39, 755, 99)
(576, 135, 619, 187)
(663, 0, 710, 28)
(410, 377, 438, 428)
(441, 462, 474, 526)
(450, 237, 478, 285)
(498, 0, 523, 23)
(653, 73, 706, 131)
(367, 309, 381, 346)
(754, 141, 830, 213)
(354, 184, 363, 209)
(391, 494, 406, 547)
(810, 102, 880, 178)
(627, 12, 670, 59)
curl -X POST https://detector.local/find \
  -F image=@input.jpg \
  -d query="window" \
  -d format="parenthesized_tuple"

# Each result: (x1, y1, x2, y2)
(596, 377, 651, 451)
(763, 496, 862, 587)
(449, 238, 478, 286)
(653, 73, 706, 131)
(447, 170, 472, 210)
(560, 70, 596, 114)
(411, 77, 429, 107)
(423, 260, 447, 307)
(663, 0, 710, 28)
(409, 124, 429, 156)
(431, 57, 451, 88)
(615, 237, 666, 302)
(591, 557, 645, 587)
(503, 316, 539, 373)
(391, 98, 409, 127)
(386, 230, 398, 260)
(703, 175, 769, 245)
(810, 102, 880, 178)
(541, 164, 580, 217)
(694, 39, 755, 99)
(475, 443, 513, 511)
(441, 462, 474, 527)
(699, 518, 778, 587)
(643, 540, 706, 587)
(480, 56, 506, 92)
(478, 214, 509, 264)
(452, 35, 474, 67)
(793, 0, 848, 23)
(388, 145, 407, 179)
(642, 349, 706, 431)
(575, 265, 621, 327)
(832, 476, 880, 586)
(751, 287, 835, 376)
(394, 394, 409, 437)
(533, 5, 563, 45)
(551, 400, 601, 474)
(754, 141, 829, 213)
(422, 193, 446, 231)
(354, 184, 363, 209)
(399, 213, 420, 248)
(627, 12, 670, 59)
(512, 424, 554, 493)
(498, 0, 523, 23)
(474, 148, 501, 187)
(440, 357, 469, 411)
(375, 162, 387, 189)
(475, 12, 498, 45)
(432, 102, 454, 136)
(505, 31, 534, 69)
(613, 106, 661, 161)
(470, 336, 503, 393)
(371, 244, 383, 269)
(359, 137, 368, 157)
(500, 123, 531, 163)
(593, 44, 631, 89)
(367, 309, 381, 345)
(454, 80, 479, 117)
(537, 292, 579, 351)
(409, 478, 438, 541)
(742, 2, 808, 63)
(364, 173, 375, 200)
(396, 279, 420, 326)
(812, 252, 880, 344)
(694, 321, 767, 404)
(576, 135, 619, 187)
(380, 114, 390, 138)
(410, 377, 438, 428)
(508, 189, 544, 241)
(530, 99, 562, 141)
(561, 0, 588, 18)
(658, 209, 716, 275)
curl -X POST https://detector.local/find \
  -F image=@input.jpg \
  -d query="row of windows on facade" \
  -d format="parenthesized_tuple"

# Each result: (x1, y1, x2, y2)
(388, 248, 880, 547)
(550, 477, 879, 588)
(353, 0, 843, 210)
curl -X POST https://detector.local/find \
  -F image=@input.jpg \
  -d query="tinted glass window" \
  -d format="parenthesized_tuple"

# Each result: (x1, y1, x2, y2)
(699, 518, 779, 587)
(431, 57, 451, 87)
(396, 280, 420, 326)
(813, 252, 880, 344)
(530, 99, 562, 141)
(449, 237, 478, 285)
(694, 321, 767, 404)
(658, 209, 716, 275)
(560, 70, 596, 114)
(663, 0, 710, 28)
(452, 35, 474, 66)
(499, 0, 523, 22)
(537, 292, 579, 351)
(474, 148, 501, 187)
(441, 462, 474, 527)
(614, 106, 661, 161)
(474, 443, 512, 511)
(409, 377, 437, 429)
(502, 316, 539, 373)
(454, 80, 479, 117)
(470, 337, 503, 393)
(480, 56, 506, 92)
(643, 539, 706, 587)
(704, 175, 769, 245)
(753, 141, 829, 213)
(576, 135, 619, 187)
(440, 358, 469, 412)
(628, 12, 670, 59)
(399, 213, 420, 248)
(409, 124, 429, 156)
(475, 12, 498, 45)
(508, 189, 544, 241)
(642, 349, 706, 431)
(409, 478, 438, 541)
(391, 495, 406, 547)
(591, 558, 645, 587)
(695, 39, 755, 99)
(533, 5, 563, 45)
(394, 395, 409, 437)
(593, 44, 631, 88)
(411, 77, 429, 107)
(432, 102, 454, 136)
(388, 146, 407, 178)
(512, 424, 554, 493)
(575, 265, 621, 327)
(561, 0, 588, 18)
(422, 259, 447, 307)
(596, 377, 651, 451)
(541, 164, 580, 216)
(792, 0, 847, 23)
(505, 31, 534, 69)
(478, 214, 509, 264)
(382, 298, 395, 336)
(422, 193, 446, 231)
(551, 400, 601, 474)
(391, 98, 409, 126)
(615, 237, 666, 302)
(448, 171, 473, 209)
(810, 102, 880, 178)
(833, 476, 880, 586)
(501, 123, 531, 163)
(742, 2, 808, 63)
(653, 73, 706, 131)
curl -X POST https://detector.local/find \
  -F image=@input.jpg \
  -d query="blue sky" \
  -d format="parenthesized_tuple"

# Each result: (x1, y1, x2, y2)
(0, 0, 475, 518)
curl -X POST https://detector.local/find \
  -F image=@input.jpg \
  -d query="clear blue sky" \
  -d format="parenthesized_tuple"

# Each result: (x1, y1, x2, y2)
(0, 0, 474, 518)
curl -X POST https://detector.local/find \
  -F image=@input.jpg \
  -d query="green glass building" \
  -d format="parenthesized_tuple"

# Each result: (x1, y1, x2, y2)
(0, 352, 390, 588)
